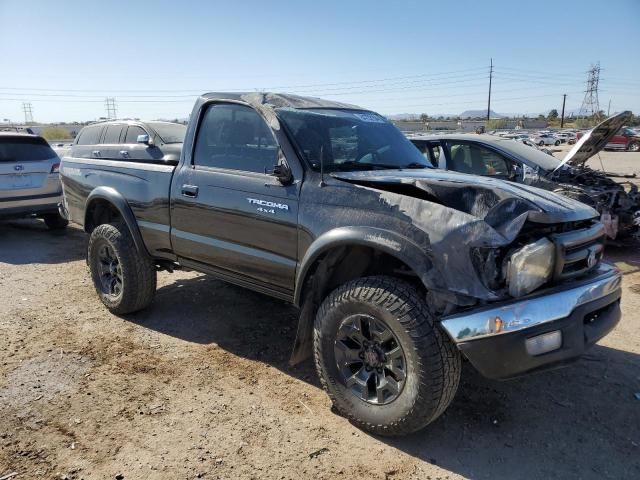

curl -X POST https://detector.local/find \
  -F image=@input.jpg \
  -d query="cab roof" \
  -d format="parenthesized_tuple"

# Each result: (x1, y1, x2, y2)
(198, 92, 363, 111)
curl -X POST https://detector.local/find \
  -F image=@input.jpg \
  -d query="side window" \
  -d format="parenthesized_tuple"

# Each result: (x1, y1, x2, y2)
(102, 125, 123, 144)
(447, 142, 510, 176)
(76, 126, 103, 145)
(411, 141, 441, 167)
(427, 143, 445, 167)
(193, 103, 278, 173)
(124, 126, 146, 144)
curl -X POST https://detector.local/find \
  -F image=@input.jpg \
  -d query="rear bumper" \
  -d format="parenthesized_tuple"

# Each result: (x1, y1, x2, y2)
(0, 192, 61, 219)
(440, 263, 622, 379)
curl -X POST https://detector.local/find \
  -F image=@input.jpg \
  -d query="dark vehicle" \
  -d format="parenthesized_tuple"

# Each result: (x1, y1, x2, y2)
(409, 112, 639, 240)
(60, 93, 621, 436)
(70, 119, 186, 164)
(1, 132, 68, 229)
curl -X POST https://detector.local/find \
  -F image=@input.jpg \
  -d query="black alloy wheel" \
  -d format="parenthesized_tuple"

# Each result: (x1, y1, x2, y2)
(334, 314, 406, 405)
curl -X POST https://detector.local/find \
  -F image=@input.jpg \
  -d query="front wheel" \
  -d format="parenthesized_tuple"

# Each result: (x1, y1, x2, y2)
(538, 140, 545, 146)
(87, 222, 157, 314)
(628, 142, 640, 152)
(555, 140, 561, 146)
(313, 276, 461, 436)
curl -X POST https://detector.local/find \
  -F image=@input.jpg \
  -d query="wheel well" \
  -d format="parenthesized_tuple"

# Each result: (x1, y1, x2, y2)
(85, 199, 121, 233)
(303, 245, 421, 306)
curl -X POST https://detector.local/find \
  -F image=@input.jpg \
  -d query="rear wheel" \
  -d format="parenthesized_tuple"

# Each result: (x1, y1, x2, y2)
(313, 276, 461, 436)
(538, 140, 545, 146)
(555, 140, 561, 146)
(628, 142, 640, 152)
(43, 213, 68, 230)
(87, 222, 156, 314)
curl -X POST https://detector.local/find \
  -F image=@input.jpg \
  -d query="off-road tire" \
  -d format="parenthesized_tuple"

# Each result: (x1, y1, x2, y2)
(43, 213, 68, 230)
(628, 142, 640, 152)
(87, 222, 156, 314)
(313, 276, 461, 436)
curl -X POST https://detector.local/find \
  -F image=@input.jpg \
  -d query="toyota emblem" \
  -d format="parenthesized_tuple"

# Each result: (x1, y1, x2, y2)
(14, 165, 24, 171)
(587, 249, 598, 268)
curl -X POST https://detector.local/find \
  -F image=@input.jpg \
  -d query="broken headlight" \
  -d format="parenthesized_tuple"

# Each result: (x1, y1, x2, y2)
(507, 238, 555, 297)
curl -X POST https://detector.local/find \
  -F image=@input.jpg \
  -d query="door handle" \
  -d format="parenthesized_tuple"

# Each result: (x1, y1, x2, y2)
(181, 184, 199, 198)
(119, 150, 130, 158)
(92, 150, 101, 157)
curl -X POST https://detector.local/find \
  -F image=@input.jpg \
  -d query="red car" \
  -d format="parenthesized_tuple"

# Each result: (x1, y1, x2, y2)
(578, 127, 640, 152)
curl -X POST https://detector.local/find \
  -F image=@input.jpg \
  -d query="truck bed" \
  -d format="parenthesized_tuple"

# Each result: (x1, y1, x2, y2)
(61, 157, 176, 258)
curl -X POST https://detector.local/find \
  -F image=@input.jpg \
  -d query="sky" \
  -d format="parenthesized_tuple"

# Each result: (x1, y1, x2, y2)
(1, 0, 638, 123)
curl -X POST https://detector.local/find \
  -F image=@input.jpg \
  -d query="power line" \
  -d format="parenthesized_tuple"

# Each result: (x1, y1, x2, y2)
(104, 97, 117, 119)
(22, 102, 33, 123)
(579, 62, 601, 119)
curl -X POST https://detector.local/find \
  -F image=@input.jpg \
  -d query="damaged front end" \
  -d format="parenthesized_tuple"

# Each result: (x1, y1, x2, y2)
(332, 170, 605, 306)
(545, 110, 640, 240)
(547, 165, 640, 240)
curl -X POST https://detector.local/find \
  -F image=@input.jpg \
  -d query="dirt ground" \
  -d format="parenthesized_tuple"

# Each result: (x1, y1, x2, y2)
(2, 152, 640, 480)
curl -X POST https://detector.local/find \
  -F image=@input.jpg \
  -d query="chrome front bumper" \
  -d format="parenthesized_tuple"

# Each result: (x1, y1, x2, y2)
(441, 262, 621, 343)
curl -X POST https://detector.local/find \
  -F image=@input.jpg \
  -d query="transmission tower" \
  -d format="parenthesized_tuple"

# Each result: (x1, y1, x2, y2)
(22, 102, 34, 123)
(105, 97, 117, 119)
(579, 63, 601, 120)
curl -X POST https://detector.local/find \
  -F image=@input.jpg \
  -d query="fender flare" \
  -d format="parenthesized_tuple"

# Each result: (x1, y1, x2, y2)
(84, 186, 151, 258)
(293, 226, 436, 307)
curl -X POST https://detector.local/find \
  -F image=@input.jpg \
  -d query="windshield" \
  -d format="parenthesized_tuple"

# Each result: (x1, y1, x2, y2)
(277, 108, 432, 171)
(149, 122, 187, 144)
(0, 136, 57, 162)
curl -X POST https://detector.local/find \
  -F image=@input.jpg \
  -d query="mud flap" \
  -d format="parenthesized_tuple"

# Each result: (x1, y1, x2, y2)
(289, 291, 315, 365)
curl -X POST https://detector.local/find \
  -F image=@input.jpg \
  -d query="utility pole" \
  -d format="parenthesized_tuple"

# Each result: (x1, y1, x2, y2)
(560, 94, 567, 128)
(104, 97, 117, 119)
(487, 58, 493, 122)
(607, 98, 611, 116)
(22, 102, 33, 123)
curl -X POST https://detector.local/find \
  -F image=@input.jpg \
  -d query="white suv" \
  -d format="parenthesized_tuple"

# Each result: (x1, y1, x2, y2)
(0, 132, 68, 229)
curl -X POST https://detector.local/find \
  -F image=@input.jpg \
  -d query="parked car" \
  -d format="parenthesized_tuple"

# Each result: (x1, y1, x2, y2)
(530, 133, 561, 146)
(409, 112, 638, 239)
(70, 119, 186, 163)
(603, 127, 640, 152)
(0, 132, 68, 229)
(60, 92, 621, 436)
(555, 132, 577, 144)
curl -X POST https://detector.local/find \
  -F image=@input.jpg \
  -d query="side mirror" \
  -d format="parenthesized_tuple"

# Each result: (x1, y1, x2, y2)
(268, 148, 293, 184)
(137, 134, 153, 145)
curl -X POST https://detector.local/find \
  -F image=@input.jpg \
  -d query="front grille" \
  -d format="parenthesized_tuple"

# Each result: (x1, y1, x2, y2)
(551, 222, 605, 281)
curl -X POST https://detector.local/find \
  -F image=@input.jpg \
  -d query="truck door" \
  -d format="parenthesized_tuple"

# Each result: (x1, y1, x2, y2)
(170, 102, 299, 295)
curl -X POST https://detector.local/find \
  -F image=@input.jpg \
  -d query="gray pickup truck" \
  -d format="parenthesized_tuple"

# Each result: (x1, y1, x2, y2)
(60, 93, 622, 436)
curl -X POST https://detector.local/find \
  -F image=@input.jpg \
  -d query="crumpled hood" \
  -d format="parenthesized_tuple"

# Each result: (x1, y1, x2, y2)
(331, 168, 599, 300)
(332, 169, 598, 225)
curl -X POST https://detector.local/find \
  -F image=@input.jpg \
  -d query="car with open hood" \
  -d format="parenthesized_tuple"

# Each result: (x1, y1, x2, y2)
(408, 111, 639, 240)
(59, 93, 621, 436)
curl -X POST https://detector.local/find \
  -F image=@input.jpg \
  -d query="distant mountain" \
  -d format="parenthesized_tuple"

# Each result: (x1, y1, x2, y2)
(459, 109, 503, 119)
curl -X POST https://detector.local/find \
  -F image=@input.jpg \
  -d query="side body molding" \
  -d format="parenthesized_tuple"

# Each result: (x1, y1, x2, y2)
(84, 186, 151, 259)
